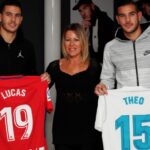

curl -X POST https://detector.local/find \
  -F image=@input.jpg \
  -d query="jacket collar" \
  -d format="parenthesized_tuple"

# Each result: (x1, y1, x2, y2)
(115, 22, 150, 41)
(0, 29, 24, 45)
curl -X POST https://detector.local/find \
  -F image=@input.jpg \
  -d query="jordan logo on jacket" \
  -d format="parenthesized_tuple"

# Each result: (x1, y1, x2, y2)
(17, 50, 24, 58)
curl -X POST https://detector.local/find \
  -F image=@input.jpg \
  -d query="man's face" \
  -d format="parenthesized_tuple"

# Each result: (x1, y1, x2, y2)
(0, 5, 23, 34)
(116, 4, 142, 35)
(78, 4, 93, 21)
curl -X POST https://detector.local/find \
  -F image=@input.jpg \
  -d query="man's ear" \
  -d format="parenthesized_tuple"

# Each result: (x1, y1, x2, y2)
(115, 15, 119, 25)
(20, 16, 23, 24)
(138, 11, 142, 22)
(91, 3, 96, 10)
(0, 13, 2, 22)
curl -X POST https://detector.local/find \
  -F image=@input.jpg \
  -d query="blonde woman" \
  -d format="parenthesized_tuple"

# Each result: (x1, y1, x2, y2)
(46, 23, 103, 150)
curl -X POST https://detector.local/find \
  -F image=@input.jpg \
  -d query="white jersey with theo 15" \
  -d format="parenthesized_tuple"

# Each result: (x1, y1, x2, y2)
(95, 86, 150, 150)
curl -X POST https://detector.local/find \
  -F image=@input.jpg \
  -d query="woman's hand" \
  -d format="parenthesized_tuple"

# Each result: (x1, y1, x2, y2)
(95, 83, 108, 96)
(40, 72, 51, 84)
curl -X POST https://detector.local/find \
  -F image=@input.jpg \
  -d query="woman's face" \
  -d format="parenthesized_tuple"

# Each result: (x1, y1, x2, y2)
(64, 30, 82, 58)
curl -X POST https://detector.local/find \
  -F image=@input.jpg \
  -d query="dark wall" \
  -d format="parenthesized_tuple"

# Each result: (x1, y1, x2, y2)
(61, 0, 70, 35)
(21, 0, 44, 74)
(61, 0, 70, 57)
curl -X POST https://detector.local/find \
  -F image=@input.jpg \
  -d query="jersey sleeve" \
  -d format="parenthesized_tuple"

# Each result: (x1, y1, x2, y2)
(95, 95, 107, 131)
(46, 87, 53, 112)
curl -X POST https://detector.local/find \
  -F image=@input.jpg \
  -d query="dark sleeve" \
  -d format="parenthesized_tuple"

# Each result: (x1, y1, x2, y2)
(100, 12, 117, 40)
(90, 59, 101, 84)
(97, 11, 117, 64)
(46, 60, 58, 88)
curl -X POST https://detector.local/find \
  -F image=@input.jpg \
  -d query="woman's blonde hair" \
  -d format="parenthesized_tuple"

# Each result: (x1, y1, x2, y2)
(62, 23, 89, 63)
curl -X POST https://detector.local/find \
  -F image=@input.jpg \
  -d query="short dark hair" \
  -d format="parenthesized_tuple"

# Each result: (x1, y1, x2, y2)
(0, 0, 22, 14)
(142, 0, 150, 4)
(114, 0, 139, 15)
(72, 0, 92, 10)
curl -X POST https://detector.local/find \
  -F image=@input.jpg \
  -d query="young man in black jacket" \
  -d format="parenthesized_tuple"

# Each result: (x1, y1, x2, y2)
(73, 0, 117, 64)
(0, 0, 42, 76)
(0, 0, 49, 81)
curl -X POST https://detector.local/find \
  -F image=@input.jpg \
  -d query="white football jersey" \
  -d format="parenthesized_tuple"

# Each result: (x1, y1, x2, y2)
(95, 86, 150, 150)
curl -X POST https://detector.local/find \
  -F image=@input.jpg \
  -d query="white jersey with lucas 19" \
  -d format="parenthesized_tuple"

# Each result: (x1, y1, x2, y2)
(0, 76, 53, 150)
(95, 86, 150, 150)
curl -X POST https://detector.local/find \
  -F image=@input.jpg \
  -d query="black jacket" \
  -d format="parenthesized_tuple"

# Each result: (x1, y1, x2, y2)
(0, 31, 37, 75)
(89, 6, 117, 64)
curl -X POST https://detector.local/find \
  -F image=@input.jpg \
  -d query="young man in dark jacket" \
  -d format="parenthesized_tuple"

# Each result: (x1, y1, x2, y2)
(73, 0, 117, 64)
(0, 0, 50, 81)
(0, 0, 37, 75)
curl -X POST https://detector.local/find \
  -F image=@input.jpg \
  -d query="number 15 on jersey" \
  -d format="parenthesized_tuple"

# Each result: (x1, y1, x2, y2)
(115, 114, 150, 150)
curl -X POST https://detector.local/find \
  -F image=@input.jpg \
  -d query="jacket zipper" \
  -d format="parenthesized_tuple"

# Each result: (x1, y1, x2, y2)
(133, 41, 139, 86)
(8, 43, 11, 49)
(7, 43, 11, 69)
